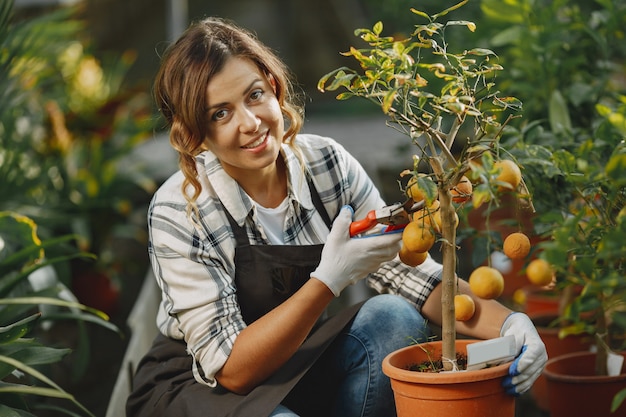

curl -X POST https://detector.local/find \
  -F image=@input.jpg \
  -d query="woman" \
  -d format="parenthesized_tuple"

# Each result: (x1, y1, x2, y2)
(126, 17, 546, 417)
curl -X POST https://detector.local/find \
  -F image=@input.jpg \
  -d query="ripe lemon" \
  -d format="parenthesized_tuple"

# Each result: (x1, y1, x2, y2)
(428, 199, 441, 211)
(411, 208, 436, 229)
(399, 245, 428, 267)
(454, 294, 476, 321)
(406, 175, 427, 202)
(402, 222, 436, 253)
(468, 266, 504, 299)
(503, 232, 531, 260)
(494, 159, 522, 191)
(406, 174, 436, 203)
(432, 209, 459, 232)
(512, 288, 527, 306)
(451, 176, 473, 203)
(411, 200, 443, 230)
(526, 259, 554, 286)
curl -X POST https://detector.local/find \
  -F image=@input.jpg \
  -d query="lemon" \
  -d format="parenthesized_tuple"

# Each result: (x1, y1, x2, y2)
(526, 259, 554, 286)
(402, 222, 436, 253)
(494, 159, 522, 191)
(454, 294, 476, 321)
(469, 266, 504, 299)
(503, 232, 531, 260)
(399, 245, 428, 267)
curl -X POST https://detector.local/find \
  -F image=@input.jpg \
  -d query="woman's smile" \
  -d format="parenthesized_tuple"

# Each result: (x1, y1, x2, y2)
(242, 131, 269, 150)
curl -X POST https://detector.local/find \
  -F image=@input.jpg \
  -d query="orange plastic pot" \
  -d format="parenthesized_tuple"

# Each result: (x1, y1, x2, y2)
(522, 287, 560, 316)
(382, 340, 515, 417)
(529, 312, 594, 411)
(543, 350, 626, 417)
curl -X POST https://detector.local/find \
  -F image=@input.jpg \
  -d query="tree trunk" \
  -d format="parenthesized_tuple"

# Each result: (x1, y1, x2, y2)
(431, 157, 458, 371)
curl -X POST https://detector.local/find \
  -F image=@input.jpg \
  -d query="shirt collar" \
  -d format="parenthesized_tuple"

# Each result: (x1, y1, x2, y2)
(198, 139, 314, 227)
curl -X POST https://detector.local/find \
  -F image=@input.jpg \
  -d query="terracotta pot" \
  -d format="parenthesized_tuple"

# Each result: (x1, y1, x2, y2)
(522, 287, 560, 316)
(543, 350, 626, 417)
(529, 312, 594, 411)
(382, 339, 515, 417)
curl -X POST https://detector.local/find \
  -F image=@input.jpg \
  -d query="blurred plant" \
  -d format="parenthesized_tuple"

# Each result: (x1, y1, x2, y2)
(0, 211, 119, 416)
(473, 0, 626, 408)
(0, 0, 156, 315)
(534, 99, 626, 392)
(479, 0, 626, 213)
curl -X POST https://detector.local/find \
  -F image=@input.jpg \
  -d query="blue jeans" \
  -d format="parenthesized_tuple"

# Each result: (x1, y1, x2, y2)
(270, 294, 431, 417)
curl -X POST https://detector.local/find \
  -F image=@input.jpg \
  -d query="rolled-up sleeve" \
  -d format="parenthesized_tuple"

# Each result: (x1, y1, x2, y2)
(366, 255, 443, 312)
(149, 188, 245, 387)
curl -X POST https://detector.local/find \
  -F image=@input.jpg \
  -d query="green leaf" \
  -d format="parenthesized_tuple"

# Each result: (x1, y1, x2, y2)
(0, 342, 71, 380)
(490, 26, 523, 47)
(605, 151, 626, 185)
(612, 388, 626, 413)
(373, 21, 383, 36)
(433, 0, 469, 20)
(410, 8, 431, 21)
(0, 313, 41, 344)
(0, 403, 36, 417)
(480, 0, 526, 23)
(0, 356, 95, 417)
(466, 48, 497, 57)
(0, 297, 109, 321)
(549, 90, 572, 134)
(381, 89, 397, 114)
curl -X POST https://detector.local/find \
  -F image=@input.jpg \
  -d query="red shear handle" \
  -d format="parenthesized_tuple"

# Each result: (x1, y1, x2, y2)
(382, 223, 407, 233)
(349, 210, 378, 237)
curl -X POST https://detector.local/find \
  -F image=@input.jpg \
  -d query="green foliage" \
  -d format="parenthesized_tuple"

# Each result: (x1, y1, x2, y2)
(0, 0, 155, 276)
(318, 0, 522, 174)
(478, 0, 626, 380)
(480, 0, 626, 128)
(0, 0, 150, 414)
(0, 211, 116, 416)
(319, 0, 528, 369)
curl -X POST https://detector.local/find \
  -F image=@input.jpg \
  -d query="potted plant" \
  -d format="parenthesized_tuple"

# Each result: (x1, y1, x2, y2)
(472, 1, 626, 414)
(319, 1, 531, 414)
(528, 101, 626, 417)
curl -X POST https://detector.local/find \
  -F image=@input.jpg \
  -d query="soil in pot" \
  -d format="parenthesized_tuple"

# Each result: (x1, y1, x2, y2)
(543, 350, 626, 417)
(382, 339, 515, 417)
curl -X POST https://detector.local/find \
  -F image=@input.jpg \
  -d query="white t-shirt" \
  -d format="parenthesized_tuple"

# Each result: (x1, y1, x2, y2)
(255, 197, 289, 244)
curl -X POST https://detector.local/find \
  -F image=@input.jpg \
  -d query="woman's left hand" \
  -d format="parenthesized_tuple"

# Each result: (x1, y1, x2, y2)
(499, 312, 548, 396)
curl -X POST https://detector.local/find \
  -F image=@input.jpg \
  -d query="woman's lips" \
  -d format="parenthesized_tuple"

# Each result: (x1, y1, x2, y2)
(242, 131, 268, 149)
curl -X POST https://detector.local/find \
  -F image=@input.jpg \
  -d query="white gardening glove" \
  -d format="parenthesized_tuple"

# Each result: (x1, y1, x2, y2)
(311, 205, 402, 296)
(500, 312, 548, 396)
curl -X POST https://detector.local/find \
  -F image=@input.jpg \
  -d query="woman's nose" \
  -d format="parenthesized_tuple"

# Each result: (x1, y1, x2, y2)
(238, 107, 261, 133)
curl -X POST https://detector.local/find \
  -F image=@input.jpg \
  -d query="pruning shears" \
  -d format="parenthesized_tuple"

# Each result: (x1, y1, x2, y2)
(349, 198, 425, 237)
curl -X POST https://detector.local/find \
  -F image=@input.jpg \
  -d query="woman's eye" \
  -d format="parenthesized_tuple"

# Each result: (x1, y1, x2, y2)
(250, 89, 263, 101)
(212, 109, 228, 121)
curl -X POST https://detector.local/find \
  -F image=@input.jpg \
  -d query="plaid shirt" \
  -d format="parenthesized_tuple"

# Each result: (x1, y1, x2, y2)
(148, 133, 442, 386)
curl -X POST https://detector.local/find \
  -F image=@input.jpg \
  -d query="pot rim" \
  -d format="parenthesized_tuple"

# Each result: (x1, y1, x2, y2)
(543, 350, 626, 383)
(382, 340, 511, 384)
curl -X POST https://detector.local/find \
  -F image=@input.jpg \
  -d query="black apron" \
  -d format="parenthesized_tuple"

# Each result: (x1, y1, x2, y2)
(126, 179, 363, 417)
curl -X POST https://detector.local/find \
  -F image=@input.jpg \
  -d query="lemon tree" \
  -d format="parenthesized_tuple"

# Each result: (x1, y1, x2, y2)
(319, 0, 530, 369)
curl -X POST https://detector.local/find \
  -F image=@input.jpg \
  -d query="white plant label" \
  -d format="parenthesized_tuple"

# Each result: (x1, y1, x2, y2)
(607, 351, 624, 377)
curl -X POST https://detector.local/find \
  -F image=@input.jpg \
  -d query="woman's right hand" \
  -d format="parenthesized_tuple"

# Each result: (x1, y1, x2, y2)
(311, 205, 402, 296)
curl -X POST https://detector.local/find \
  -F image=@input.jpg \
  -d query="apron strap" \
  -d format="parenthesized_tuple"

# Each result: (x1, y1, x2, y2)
(227, 173, 333, 247)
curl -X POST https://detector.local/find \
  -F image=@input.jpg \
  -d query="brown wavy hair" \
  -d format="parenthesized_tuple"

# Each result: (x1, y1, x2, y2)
(154, 17, 304, 211)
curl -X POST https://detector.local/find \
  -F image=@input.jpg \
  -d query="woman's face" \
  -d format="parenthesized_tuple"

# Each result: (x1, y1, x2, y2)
(204, 57, 284, 180)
